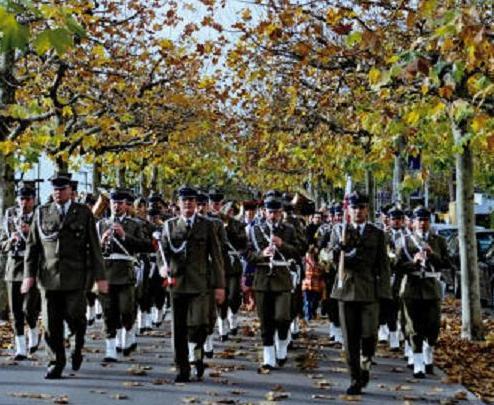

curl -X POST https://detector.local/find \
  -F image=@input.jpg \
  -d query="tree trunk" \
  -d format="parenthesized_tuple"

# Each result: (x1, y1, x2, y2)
(448, 170, 455, 202)
(392, 135, 405, 207)
(365, 169, 375, 223)
(92, 161, 102, 194)
(150, 166, 158, 192)
(117, 167, 126, 188)
(0, 50, 16, 223)
(453, 122, 484, 341)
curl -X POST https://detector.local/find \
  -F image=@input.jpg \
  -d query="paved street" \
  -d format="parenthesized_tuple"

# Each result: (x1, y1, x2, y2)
(0, 312, 481, 405)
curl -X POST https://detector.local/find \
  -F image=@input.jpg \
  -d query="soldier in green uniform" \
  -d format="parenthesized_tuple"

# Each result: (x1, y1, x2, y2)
(219, 201, 248, 336)
(159, 186, 225, 383)
(281, 193, 307, 342)
(319, 203, 344, 344)
(330, 192, 391, 395)
(1, 182, 41, 359)
(247, 195, 299, 369)
(384, 207, 406, 352)
(22, 172, 108, 379)
(396, 206, 450, 378)
(97, 189, 152, 361)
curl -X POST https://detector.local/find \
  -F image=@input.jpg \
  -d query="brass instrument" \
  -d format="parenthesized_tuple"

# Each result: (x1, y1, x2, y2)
(291, 192, 315, 216)
(92, 192, 110, 219)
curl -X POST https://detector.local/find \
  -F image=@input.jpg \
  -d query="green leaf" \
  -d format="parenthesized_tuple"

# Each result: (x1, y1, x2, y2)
(64, 15, 86, 38)
(345, 31, 362, 47)
(0, 6, 29, 51)
(33, 28, 73, 56)
(452, 61, 465, 84)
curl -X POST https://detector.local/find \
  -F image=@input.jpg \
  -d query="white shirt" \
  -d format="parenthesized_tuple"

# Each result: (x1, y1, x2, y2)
(181, 214, 196, 228)
(57, 200, 72, 217)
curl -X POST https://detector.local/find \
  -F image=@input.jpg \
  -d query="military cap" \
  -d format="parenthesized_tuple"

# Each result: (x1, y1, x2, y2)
(243, 200, 258, 210)
(264, 190, 283, 199)
(333, 203, 344, 214)
(84, 193, 97, 205)
(134, 196, 147, 207)
(178, 186, 198, 199)
(380, 204, 393, 216)
(388, 207, 404, 219)
(148, 192, 165, 204)
(148, 207, 161, 217)
(69, 180, 78, 192)
(196, 191, 208, 204)
(208, 188, 224, 202)
(17, 180, 36, 198)
(110, 188, 132, 201)
(125, 192, 135, 203)
(49, 172, 72, 189)
(264, 197, 283, 210)
(349, 191, 369, 207)
(404, 209, 414, 219)
(413, 206, 431, 219)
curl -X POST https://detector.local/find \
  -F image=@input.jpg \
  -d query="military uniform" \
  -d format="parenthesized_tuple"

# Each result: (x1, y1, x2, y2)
(97, 197, 152, 360)
(159, 187, 224, 382)
(218, 204, 248, 337)
(1, 187, 41, 359)
(283, 203, 307, 340)
(247, 196, 299, 368)
(330, 192, 391, 395)
(396, 207, 450, 377)
(24, 173, 106, 379)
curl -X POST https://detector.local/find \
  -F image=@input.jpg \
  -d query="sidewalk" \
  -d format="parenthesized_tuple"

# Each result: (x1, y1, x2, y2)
(0, 313, 482, 404)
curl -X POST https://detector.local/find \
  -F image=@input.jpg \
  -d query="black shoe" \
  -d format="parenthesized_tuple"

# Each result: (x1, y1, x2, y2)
(413, 371, 426, 379)
(291, 333, 299, 340)
(71, 351, 83, 371)
(175, 373, 190, 383)
(139, 328, 145, 335)
(103, 356, 118, 363)
(87, 318, 95, 327)
(390, 347, 400, 353)
(123, 347, 132, 357)
(229, 328, 238, 336)
(130, 343, 137, 352)
(276, 358, 287, 367)
(116, 346, 122, 353)
(346, 384, 362, 395)
(407, 364, 413, 369)
(96, 314, 102, 320)
(425, 364, 434, 375)
(14, 354, 27, 361)
(360, 370, 370, 387)
(260, 364, 276, 371)
(194, 360, 205, 379)
(204, 350, 213, 359)
(220, 335, 228, 342)
(44, 365, 63, 379)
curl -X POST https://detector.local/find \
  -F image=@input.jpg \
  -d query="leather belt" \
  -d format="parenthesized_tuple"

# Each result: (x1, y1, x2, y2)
(105, 253, 135, 262)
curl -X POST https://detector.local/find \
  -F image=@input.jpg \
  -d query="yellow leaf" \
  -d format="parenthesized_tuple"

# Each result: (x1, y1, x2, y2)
(471, 114, 488, 133)
(368, 68, 381, 85)
(405, 110, 420, 125)
(326, 8, 342, 25)
(159, 39, 174, 51)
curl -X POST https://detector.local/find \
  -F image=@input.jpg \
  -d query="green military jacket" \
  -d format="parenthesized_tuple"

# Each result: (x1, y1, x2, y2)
(396, 231, 450, 300)
(224, 217, 248, 277)
(1, 207, 34, 282)
(330, 223, 391, 302)
(160, 214, 225, 294)
(385, 227, 407, 297)
(97, 216, 152, 285)
(24, 202, 105, 291)
(284, 215, 308, 258)
(247, 220, 299, 292)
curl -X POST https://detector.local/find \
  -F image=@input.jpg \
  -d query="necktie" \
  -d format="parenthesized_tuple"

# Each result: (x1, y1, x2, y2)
(60, 205, 66, 221)
(186, 219, 192, 230)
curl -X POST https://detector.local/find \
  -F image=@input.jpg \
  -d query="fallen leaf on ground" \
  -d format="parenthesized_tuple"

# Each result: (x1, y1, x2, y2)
(265, 392, 290, 401)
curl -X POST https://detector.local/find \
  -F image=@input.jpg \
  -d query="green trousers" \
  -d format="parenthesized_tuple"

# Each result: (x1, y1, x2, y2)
(402, 298, 441, 352)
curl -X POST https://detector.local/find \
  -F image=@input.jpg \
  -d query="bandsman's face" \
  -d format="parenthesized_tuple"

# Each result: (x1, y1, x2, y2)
(350, 205, 368, 224)
(19, 196, 35, 212)
(53, 186, 71, 204)
(334, 213, 343, 223)
(209, 201, 222, 213)
(136, 203, 147, 218)
(111, 200, 126, 216)
(180, 197, 197, 217)
(245, 209, 255, 222)
(266, 209, 282, 223)
(414, 218, 430, 233)
(196, 202, 207, 215)
(390, 217, 403, 229)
